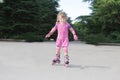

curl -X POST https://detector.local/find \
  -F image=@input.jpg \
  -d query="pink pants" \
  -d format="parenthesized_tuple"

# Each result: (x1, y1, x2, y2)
(56, 39, 69, 54)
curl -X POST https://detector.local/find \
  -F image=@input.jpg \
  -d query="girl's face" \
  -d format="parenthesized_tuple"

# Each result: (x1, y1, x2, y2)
(58, 15, 67, 23)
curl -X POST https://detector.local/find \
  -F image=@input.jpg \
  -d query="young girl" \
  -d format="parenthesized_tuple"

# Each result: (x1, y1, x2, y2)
(45, 11, 78, 67)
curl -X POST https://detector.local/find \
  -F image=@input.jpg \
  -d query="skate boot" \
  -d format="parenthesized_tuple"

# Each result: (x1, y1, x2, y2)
(64, 55, 69, 67)
(52, 55, 60, 65)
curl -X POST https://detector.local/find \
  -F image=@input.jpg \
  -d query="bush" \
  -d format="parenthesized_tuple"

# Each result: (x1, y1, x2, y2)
(109, 31, 119, 40)
(117, 34, 120, 40)
(12, 32, 44, 42)
(12, 23, 36, 34)
(107, 32, 120, 43)
(25, 35, 44, 42)
(84, 34, 107, 45)
(115, 34, 120, 43)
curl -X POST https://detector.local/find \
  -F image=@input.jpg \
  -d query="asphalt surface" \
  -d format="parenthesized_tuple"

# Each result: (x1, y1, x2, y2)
(0, 41, 120, 80)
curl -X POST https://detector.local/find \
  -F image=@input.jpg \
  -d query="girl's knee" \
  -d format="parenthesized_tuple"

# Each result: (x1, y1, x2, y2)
(56, 47, 61, 53)
(63, 47, 68, 53)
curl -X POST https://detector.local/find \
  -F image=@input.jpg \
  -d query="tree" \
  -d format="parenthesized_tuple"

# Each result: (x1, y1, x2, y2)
(82, 0, 120, 34)
(74, 0, 120, 44)
(0, 0, 59, 41)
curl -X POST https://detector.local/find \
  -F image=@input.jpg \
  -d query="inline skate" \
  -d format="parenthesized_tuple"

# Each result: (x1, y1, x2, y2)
(52, 55, 60, 65)
(64, 55, 69, 67)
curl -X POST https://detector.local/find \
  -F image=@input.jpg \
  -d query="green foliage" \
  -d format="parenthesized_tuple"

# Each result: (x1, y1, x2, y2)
(0, 0, 59, 41)
(84, 34, 108, 45)
(12, 23, 36, 34)
(22, 33, 44, 42)
(74, 0, 120, 44)
(12, 32, 44, 42)
(109, 31, 119, 40)
(107, 31, 120, 43)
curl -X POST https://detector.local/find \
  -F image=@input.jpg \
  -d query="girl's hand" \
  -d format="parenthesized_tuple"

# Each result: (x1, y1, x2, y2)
(73, 35, 78, 40)
(45, 34, 50, 38)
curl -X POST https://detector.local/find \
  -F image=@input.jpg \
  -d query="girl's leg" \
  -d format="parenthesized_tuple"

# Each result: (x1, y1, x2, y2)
(63, 47, 69, 66)
(52, 46, 61, 65)
(63, 47, 68, 56)
(56, 46, 61, 56)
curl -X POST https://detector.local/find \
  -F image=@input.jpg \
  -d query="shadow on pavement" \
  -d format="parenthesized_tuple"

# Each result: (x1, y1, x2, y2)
(68, 64, 110, 69)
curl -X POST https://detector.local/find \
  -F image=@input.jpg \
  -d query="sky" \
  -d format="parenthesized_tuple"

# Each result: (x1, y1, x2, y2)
(57, 0, 92, 20)
(0, 0, 3, 3)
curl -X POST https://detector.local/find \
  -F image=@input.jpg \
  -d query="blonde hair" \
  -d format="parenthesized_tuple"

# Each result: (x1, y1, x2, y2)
(57, 11, 67, 22)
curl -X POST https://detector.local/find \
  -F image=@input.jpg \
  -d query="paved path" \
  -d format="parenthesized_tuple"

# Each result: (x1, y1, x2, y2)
(0, 41, 120, 80)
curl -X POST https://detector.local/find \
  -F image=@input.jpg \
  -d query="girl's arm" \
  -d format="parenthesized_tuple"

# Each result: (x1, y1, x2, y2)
(69, 27, 78, 40)
(45, 27, 56, 38)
